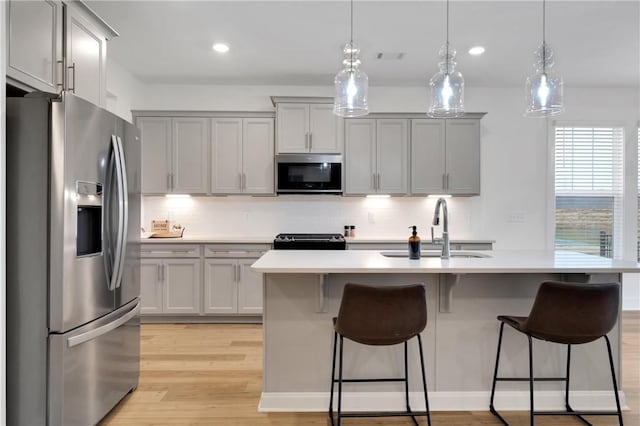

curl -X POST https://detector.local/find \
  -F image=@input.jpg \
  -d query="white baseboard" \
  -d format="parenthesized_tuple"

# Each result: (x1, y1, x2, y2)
(259, 390, 627, 412)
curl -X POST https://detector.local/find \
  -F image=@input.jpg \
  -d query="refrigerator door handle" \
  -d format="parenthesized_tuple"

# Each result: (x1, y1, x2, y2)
(108, 135, 125, 291)
(114, 136, 129, 289)
(103, 148, 116, 289)
(67, 302, 141, 348)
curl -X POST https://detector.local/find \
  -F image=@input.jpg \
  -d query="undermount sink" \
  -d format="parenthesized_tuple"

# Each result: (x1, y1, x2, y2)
(380, 250, 492, 259)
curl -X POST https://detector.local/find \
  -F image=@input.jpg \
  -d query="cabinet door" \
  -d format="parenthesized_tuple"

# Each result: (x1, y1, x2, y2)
(243, 118, 274, 194)
(7, 0, 63, 93)
(172, 118, 209, 193)
(345, 119, 376, 195)
(276, 103, 309, 153)
(237, 259, 263, 314)
(140, 259, 163, 314)
(446, 119, 481, 195)
(411, 119, 446, 195)
(163, 258, 201, 314)
(138, 117, 172, 194)
(376, 119, 408, 194)
(203, 259, 238, 314)
(309, 104, 341, 153)
(65, 3, 107, 106)
(211, 118, 243, 193)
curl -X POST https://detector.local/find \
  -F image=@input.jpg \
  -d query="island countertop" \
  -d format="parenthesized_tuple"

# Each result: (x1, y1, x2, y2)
(252, 249, 640, 274)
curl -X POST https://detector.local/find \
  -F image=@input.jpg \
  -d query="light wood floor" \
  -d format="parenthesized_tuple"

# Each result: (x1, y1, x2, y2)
(102, 312, 640, 425)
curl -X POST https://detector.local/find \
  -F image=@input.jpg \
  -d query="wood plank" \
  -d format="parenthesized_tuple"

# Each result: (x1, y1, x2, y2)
(101, 315, 640, 425)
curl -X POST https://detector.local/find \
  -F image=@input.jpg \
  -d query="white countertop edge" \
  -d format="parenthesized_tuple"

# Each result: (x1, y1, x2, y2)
(139, 236, 494, 244)
(251, 249, 640, 274)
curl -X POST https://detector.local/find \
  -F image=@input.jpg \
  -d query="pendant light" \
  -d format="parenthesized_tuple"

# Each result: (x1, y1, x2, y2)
(333, 0, 369, 117)
(428, 0, 464, 118)
(524, 0, 564, 117)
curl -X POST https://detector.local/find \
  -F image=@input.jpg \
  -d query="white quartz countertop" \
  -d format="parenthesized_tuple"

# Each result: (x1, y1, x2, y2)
(251, 249, 640, 274)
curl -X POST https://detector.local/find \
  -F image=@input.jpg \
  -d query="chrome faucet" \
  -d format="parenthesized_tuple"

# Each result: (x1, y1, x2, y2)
(432, 197, 450, 259)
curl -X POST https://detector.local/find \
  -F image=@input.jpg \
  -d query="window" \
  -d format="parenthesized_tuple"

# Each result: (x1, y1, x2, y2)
(554, 126, 624, 257)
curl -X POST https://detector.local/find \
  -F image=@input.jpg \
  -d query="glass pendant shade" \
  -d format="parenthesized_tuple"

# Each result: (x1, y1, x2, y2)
(428, 43, 464, 118)
(524, 42, 564, 116)
(334, 43, 369, 117)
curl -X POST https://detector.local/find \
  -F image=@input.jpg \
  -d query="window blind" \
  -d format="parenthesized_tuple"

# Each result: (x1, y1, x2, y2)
(554, 126, 624, 258)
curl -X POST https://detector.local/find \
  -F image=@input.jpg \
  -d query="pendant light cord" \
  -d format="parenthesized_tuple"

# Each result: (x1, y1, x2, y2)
(445, 0, 450, 74)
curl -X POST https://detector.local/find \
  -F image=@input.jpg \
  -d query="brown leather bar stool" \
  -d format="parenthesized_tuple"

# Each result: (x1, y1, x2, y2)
(328, 283, 431, 426)
(489, 281, 623, 426)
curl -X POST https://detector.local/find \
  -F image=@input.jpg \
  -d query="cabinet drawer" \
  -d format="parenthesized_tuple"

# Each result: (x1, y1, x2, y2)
(140, 244, 201, 258)
(205, 244, 271, 258)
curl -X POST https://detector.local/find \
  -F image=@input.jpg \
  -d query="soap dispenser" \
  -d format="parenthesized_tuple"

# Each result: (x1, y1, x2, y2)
(408, 226, 421, 259)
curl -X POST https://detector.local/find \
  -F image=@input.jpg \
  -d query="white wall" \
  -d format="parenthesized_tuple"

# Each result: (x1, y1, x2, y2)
(137, 82, 640, 309)
(105, 59, 144, 122)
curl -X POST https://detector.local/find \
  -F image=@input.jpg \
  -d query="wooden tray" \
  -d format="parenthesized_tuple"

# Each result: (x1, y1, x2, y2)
(149, 228, 185, 238)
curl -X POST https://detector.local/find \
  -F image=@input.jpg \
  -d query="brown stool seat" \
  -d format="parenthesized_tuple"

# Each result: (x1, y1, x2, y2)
(490, 281, 623, 426)
(497, 281, 620, 345)
(329, 283, 431, 426)
(333, 283, 427, 346)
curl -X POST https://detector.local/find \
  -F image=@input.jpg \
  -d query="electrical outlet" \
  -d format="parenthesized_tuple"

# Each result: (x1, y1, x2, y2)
(508, 211, 526, 223)
(368, 212, 375, 224)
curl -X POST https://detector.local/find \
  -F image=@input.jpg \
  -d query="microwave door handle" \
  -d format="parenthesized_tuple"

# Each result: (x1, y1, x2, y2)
(114, 136, 129, 288)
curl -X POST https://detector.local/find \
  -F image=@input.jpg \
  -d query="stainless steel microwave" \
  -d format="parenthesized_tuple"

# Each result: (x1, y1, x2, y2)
(276, 154, 343, 194)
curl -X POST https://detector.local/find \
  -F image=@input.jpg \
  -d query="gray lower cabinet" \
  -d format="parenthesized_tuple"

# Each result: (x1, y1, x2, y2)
(140, 244, 202, 315)
(203, 244, 269, 315)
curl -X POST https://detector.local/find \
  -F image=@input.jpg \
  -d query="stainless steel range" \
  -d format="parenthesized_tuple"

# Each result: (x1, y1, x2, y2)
(274, 233, 346, 250)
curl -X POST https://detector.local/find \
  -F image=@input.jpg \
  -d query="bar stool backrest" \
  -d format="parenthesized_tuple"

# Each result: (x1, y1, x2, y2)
(524, 281, 620, 344)
(334, 283, 427, 346)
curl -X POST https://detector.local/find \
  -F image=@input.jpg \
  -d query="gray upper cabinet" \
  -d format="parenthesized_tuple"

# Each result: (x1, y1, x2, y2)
(276, 102, 341, 153)
(345, 119, 409, 195)
(411, 118, 481, 196)
(138, 117, 209, 194)
(172, 118, 209, 193)
(211, 118, 274, 194)
(64, 1, 111, 107)
(7, 0, 116, 106)
(7, 0, 64, 93)
(138, 117, 172, 194)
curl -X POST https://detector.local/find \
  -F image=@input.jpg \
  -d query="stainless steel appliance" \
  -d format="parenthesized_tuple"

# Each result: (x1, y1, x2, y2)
(6, 93, 141, 426)
(276, 153, 343, 194)
(273, 233, 346, 250)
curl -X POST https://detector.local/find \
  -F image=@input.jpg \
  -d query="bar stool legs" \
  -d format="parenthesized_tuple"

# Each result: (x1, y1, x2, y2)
(489, 325, 624, 426)
(328, 332, 431, 426)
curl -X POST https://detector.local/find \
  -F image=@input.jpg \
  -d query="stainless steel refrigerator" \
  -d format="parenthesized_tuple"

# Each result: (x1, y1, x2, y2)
(7, 92, 141, 426)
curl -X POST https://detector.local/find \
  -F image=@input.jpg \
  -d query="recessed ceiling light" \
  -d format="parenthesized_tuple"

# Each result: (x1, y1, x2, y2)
(212, 43, 230, 53)
(468, 46, 485, 56)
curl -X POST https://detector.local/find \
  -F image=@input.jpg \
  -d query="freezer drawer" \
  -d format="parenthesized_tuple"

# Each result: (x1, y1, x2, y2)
(48, 300, 140, 426)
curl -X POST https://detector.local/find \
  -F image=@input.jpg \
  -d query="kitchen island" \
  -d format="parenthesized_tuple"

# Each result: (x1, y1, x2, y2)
(252, 249, 639, 413)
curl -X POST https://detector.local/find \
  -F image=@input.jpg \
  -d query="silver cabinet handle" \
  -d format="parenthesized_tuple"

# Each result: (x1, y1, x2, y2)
(157, 264, 162, 281)
(309, 133, 313, 150)
(171, 174, 174, 191)
(161, 264, 165, 282)
(446, 173, 450, 191)
(234, 263, 238, 283)
(56, 60, 64, 89)
(305, 132, 309, 150)
(238, 263, 242, 283)
(67, 62, 76, 93)
(242, 173, 246, 191)
(377, 173, 382, 190)
(68, 302, 141, 348)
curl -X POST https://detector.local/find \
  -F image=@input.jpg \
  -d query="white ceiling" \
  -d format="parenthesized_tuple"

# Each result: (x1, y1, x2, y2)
(88, 1, 640, 88)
